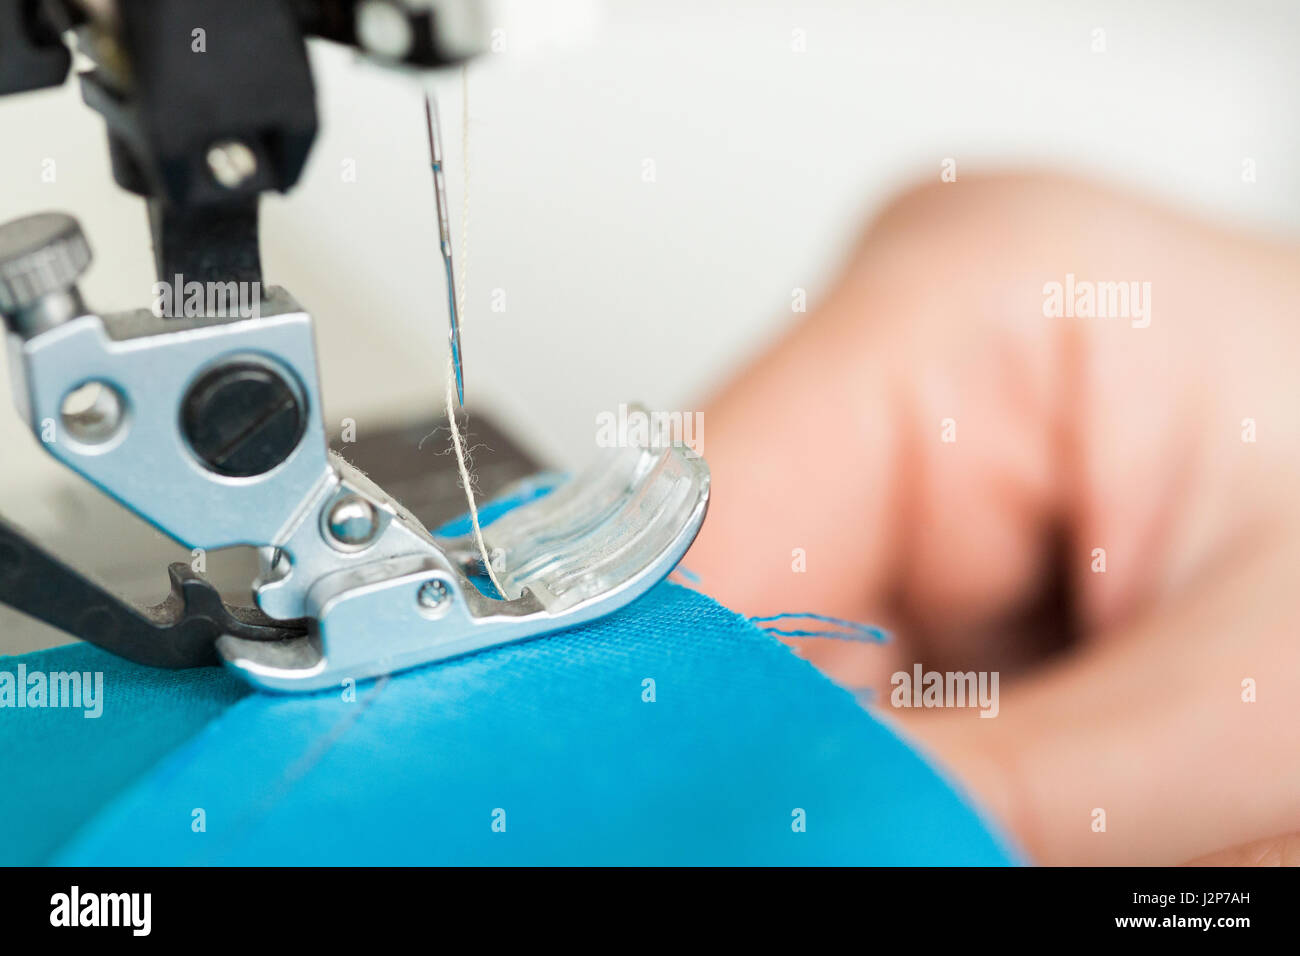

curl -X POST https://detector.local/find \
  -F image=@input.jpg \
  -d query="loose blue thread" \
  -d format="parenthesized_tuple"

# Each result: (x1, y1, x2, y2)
(749, 613, 889, 643)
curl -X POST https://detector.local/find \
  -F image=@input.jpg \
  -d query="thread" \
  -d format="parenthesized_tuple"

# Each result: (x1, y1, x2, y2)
(446, 357, 506, 596)
(748, 613, 889, 643)
(443, 65, 507, 598)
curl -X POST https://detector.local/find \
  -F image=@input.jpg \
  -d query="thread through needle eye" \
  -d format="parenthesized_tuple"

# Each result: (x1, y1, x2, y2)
(424, 91, 465, 407)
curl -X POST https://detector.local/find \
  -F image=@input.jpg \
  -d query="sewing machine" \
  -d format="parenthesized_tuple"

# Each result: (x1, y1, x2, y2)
(0, 0, 709, 691)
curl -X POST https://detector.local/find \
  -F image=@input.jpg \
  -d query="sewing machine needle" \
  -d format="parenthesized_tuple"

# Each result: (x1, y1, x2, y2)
(424, 91, 465, 407)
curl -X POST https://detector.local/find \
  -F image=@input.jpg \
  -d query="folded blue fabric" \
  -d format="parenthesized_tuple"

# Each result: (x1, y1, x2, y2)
(0, 579, 1014, 865)
(0, 646, 247, 865)
(1, 476, 1014, 865)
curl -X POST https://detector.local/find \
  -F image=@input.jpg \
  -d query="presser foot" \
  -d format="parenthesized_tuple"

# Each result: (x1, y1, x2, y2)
(0, 211, 709, 693)
(217, 435, 710, 692)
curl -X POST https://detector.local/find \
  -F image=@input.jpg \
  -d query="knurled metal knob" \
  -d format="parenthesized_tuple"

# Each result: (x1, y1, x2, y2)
(0, 212, 92, 316)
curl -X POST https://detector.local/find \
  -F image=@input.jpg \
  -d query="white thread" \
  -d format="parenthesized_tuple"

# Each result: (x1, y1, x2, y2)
(446, 357, 505, 595)
(444, 66, 507, 597)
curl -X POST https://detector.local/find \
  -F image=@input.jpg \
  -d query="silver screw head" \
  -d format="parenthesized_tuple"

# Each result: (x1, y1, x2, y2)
(206, 140, 258, 189)
(0, 211, 91, 315)
(356, 0, 414, 60)
(327, 495, 378, 546)
(417, 580, 451, 613)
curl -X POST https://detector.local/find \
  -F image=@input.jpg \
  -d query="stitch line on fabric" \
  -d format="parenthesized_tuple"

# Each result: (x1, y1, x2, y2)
(190, 675, 392, 865)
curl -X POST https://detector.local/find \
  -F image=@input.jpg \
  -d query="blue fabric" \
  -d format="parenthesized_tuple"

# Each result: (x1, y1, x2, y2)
(0, 645, 248, 865)
(2, 487, 1016, 865)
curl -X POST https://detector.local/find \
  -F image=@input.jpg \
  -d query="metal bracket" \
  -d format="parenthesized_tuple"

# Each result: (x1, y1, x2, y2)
(1, 212, 711, 691)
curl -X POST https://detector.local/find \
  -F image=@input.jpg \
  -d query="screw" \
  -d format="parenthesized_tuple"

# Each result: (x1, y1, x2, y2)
(417, 580, 450, 613)
(206, 140, 258, 189)
(0, 212, 91, 334)
(356, 0, 414, 60)
(327, 496, 378, 547)
(181, 361, 305, 477)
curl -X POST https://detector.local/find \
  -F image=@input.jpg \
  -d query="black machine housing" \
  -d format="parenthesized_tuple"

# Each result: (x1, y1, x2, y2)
(0, 0, 474, 284)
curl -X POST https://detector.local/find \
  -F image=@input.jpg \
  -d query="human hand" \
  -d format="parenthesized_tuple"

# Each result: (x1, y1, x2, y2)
(686, 173, 1300, 865)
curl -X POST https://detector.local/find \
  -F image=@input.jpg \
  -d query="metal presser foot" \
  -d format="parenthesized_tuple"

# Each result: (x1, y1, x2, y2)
(0, 212, 710, 692)
(222, 439, 709, 691)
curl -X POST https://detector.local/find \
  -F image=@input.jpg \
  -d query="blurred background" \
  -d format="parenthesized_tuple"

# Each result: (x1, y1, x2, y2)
(1, 0, 1298, 651)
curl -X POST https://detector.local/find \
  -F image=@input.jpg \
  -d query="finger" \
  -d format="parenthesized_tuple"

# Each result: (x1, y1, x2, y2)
(684, 278, 905, 624)
(889, 529, 1300, 865)
(689, 173, 1300, 672)
(686, 176, 1063, 637)
(1183, 833, 1300, 866)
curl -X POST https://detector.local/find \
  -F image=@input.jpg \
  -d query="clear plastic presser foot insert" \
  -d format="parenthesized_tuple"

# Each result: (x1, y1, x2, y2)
(217, 433, 710, 692)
